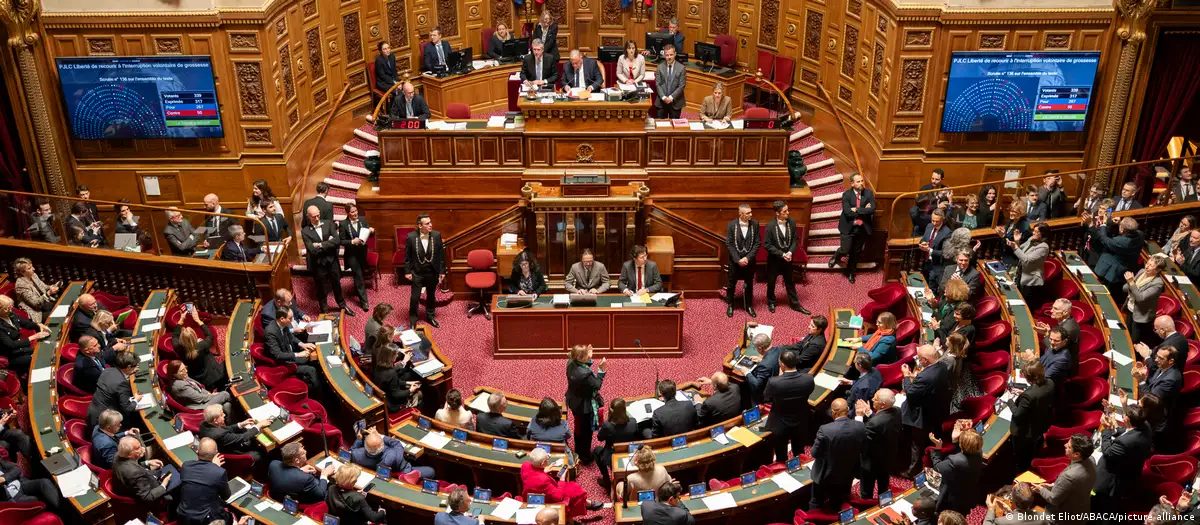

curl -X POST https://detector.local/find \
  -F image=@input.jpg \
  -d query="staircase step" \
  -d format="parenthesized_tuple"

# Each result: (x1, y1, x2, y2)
(805, 158, 835, 172)
(788, 127, 813, 143)
(807, 172, 844, 189)
(809, 228, 840, 238)
(797, 141, 825, 157)
(813, 192, 841, 204)
(806, 245, 839, 254)
(332, 162, 371, 176)
(812, 210, 841, 221)
(342, 138, 377, 158)
(805, 260, 878, 270)
(324, 177, 362, 191)
(327, 195, 356, 205)
(355, 127, 379, 145)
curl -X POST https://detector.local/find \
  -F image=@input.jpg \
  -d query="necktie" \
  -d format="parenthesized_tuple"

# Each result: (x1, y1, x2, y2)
(854, 192, 863, 226)
(537, 61, 542, 81)
(667, 64, 673, 90)
(269, 218, 276, 235)
(637, 267, 643, 290)
(406, 98, 414, 117)
(436, 44, 445, 66)
(577, 68, 583, 89)
(953, 268, 962, 280)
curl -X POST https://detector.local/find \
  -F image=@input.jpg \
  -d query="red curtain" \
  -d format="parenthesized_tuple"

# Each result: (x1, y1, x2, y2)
(1131, 33, 1200, 201)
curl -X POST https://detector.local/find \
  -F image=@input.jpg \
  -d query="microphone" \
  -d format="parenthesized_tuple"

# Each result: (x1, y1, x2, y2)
(635, 339, 660, 395)
(302, 402, 331, 459)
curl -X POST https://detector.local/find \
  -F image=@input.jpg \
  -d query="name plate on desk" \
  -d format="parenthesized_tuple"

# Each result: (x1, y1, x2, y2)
(561, 175, 610, 197)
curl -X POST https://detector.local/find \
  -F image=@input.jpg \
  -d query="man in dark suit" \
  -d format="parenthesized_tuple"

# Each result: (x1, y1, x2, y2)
(764, 349, 815, 463)
(695, 372, 742, 426)
(520, 39, 559, 89)
(565, 345, 607, 463)
(783, 315, 828, 372)
(198, 404, 271, 467)
(91, 409, 136, 469)
(649, 379, 699, 438)
(725, 204, 761, 318)
(302, 204, 350, 315)
(72, 335, 114, 394)
(374, 42, 398, 90)
(1136, 346, 1183, 452)
(618, 244, 663, 295)
(654, 44, 686, 119)
(763, 201, 811, 314)
(919, 169, 945, 192)
(71, 293, 127, 342)
(338, 203, 373, 311)
(930, 425, 984, 515)
(1093, 406, 1153, 515)
(1172, 166, 1198, 203)
(1173, 229, 1200, 283)
(201, 193, 236, 241)
(177, 438, 232, 525)
(809, 399, 866, 511)
(66, 201, 105, 247)
(476, 392, 520, 439)
(220, 225, 260, 262)
(351, 427, 435, 478)
(1088, 213, 1145, 301)
(831, 174, 875, 283)
(641, 482, 695, 525)
(85, 352, 141, 430)
(405, 213, 446, 328)
(562, 49, 604, 92)
(1009, 360, 1056, 473)
(1022, 185, 1049, 222)
(1039, 171, 1069, 218)
(260, 288, 310, 333)
(390, 81, 432, 122)
(1112, 181, 1143, 212)
(164, 208, 208, 256)
(1021, 327, 1071, 387)
(302, 182, 334, 222)
(1036, 299, 1081, 376)
(842, 352, 882, 410)
(744, 332, 781, 404)
(252, 201, 289, 242)
(856, 388, 902, 498)
(1136, 315, 1188, 373)
(901, 344, 951, 477)
(264, 307, 326, 398)
(422, 26, 453, 72)
(665, 18, 685, 53)
(918, 209, 952, 292)
(940, 250, 982, 300)
(27, 200, 59, 243)
(113, 436, 179, 506)
(268, 442, 334, 504)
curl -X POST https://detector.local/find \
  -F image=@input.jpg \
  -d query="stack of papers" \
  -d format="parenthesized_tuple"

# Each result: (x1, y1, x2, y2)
(814, 373, 842, 390)
(414, 358, 445, 376)
(426, 120, 446, 130)
(689, 122, 705, 131)
(654, 121, 672, 128)
(163, 431, 195, 450)
(516, 508, 541, 524)
(618, 83, 637, 92)
(310, 321, 333, 335)
(771, 472, 803, 493)
(274, 421, 304, 441)
(1107, 350, 1133, 366)
(30, 367, 52, 383)
(255, 500, 285, 512)
(731, 120, 745, 129)
(399, 329, 422, 346)
(487, 116, 506, 128)
(626, 398, 665, 422)
(651, 293, 679, 302)
(50, 305, 70, 319)
(726, 426, 761, 447)
(702, 492, 737, 510)
(588, 92, 605, 101)
(326, 354, 343, 367)
(140, 322, 162, 334)
(354, 470, 374, 489)
(747, 324, 774, 340)
(135, 395, 157, 410)
(419, 431, 452, 450)
(671, 119, 689, 127)
(248, 402, 281, 421)
(469, 392, 492, 412)
(707, 120, 730, 130)
(141, 307, 162, 319)
(500, 233, 519, 246)
(55, 465, 92, 498)
(552, 294, 570, 306)
(490, 498, 523, 519)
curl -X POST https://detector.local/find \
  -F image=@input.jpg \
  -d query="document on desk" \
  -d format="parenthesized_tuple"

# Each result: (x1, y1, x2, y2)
(651, 293, 678, 302)
(540, 97, 555, 104)
(702, 492, 737, 510)
(552, 294, 570, 306)
(141, 307, 161, 319)
(469, 392, 492, 412)
(516, 508, 542, 524)
(771, 472, 803, 493)
(138, 352, 154, 362)
(50, 304, 70, 319)
(291, 517, 320, 525)
(726, 426, 761, 447)
(56, 464, 93, 498)
(135, 394, 157, 410)
(654, 120, 672, 128)
(1067, 265, 1093, 275)
(414, 358, 444, 376)
(354, 471, 374, 489)
(490, 498, 523, 519)
(248, 402, 281, 421)
(1007, 299, 1026, 306)
(274, 421, 304, 441)
(747, 324, 774, 340)
(1106, 319, 1123, 330)
(814, 372, 842, 390)
(1107, 350, 1133, 366)
(163, 431, 195, 450)
(891, 499, 915, 521)
(30, 366, 52, 383)
(589, 92, 605, 101)
(419, 431, 452, 449)
(907, 286, 925, 298)
(140, 322, 162, 334)
(1177, 275, 1193, 285)
(487, 116, 507, 128)
(731, 120, 745, 129)
(325, 354, 343, 367)
(707, 120, 730, 130)
(399, 329, 422, 346)
(426, 120, 445, 130)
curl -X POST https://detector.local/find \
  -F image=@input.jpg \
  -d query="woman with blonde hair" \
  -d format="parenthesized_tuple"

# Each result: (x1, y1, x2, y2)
(84, 310, 128, 353)
(327, 464, 386, 525)
(12, 258, 59, 323)
(995, 199, 1029, 267)
(172, 306, 227, 391)
(619, 445, 672, 502)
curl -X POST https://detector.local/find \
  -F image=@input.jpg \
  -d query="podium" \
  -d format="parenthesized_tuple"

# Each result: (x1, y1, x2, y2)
(517, 96, 653, 132)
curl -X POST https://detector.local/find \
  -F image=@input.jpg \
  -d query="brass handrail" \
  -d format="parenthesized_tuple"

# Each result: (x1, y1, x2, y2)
(885, 156, 1190, 237)
(816, 82, 867, 189)
(371, 78, 406, 122)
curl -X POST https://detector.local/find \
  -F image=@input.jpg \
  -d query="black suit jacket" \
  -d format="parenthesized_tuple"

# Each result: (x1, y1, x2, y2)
(640, 500, 696, 525)
(764, 218, 798, 261)
(302, 220, 341, 269)
(73, 348, 116, 394)
(920, 224, 953, 268)
(520, 53, 559, 85)
(562, 58, 604, 91)
(374, 53, 397, 89)
(697, 388, 741, 426)
(302, 196, 334, 222)
(838, 188, 876, 235)
(725, 219, 761, 264)
(783, 333, 826, 372)
(177, 460, 230, 525)
(113, 456, 168, 504)
(199, 421, 261, 456)
(1143, 367, 1183, 425)
(264, 321, 302, 364)
(268, 460, 328, 504)
(71, 304, 108, 342)
(487, 33, 510, 59)
(1010, 379, 1055, 440)
(861, 407, 902, 473)
(1182, 244, 1200, 282)
(1173, 180, 1200, 203)
(763, 371, 815, 434)
(565, 359, 603, 416)
(338, 217, 371, 263)
(220, 240, 260, 262)
(476, 412, 520, 439)
(532, 24, 559, 56)
(423, 40, 453, 71)
(1155, 332, 1189, 373)
(940, 266, 982, 299)
(651, 398, 699, 437)
(252, 213, 289, 242)
(259, 300, 306, 332)
(901, 360, 951, 431)
(507, 267, 548, 295)
(931, 448, 984, 515)
(1039, 186, 1069, 218)
(811, 417, 867, 485)
(390, 93, 432, 121)
(1095, 425, 1153, 497)
(1024, 200, 1050, 222)
(0, 314, 37, 361)
(87, 367, 136, 429)
(404, 230, 446, 276)
(1113, 197, 1143, 212)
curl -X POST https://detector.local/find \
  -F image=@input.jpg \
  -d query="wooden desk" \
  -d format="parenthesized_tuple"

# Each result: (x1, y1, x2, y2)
(224, 299, 298, 450)
(27, 281, 112, 524)
(419, 65, 521, 118)
(317, 314, 387, 431)
(490, 293, 684, 358)
(645, 60, 747, 119)
(517, 97, 654, 132)
(615, 463, 809, 523)
(1059, 251, 1138, 397)
(845, 487, 925, 524)
(389, 416, 567, 489)
(351, 326, 454, 416)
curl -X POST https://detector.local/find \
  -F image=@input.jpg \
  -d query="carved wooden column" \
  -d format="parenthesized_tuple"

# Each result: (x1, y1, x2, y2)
(1095, 0, 1156, 187)
(1, 0, 67, 197)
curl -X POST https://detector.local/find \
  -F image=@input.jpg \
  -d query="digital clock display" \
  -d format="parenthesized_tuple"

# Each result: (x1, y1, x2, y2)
(391, 118, 425, 129)
(744, 118, 777, 130)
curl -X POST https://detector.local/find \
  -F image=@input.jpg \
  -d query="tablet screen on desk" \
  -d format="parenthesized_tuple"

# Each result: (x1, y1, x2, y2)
(710, 427, 725, 440)
(250, 481, 263, 497)
(787, 457, 801, 471)
(638, 490, 654, 503)
(474, 488, 491, 503)
(418, 417, 431, 430)
(338, 449, 352, 463)
(422, 478, 438, 494)
(492, 438, 508, 451)
(879, 490, 893, 506)
(453, 429, 468, 442)
(743, 407, 761, 425)
(672, 436, 687, 449)
(535, 443, 552, 454)
(689, 483, 705, 498)
(527, 494, 546, 505)
(740, 472, 756, 485)
(376, 465, 391, 480)
(839, 508, 856, 524)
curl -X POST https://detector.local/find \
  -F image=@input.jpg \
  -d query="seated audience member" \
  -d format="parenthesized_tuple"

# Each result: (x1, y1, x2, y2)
(694, 371, 741, 426)
(327, 463, 387, 525)
(27, 199, 60, 244)
(435, 389, 475, 429)
(1163, 215, 1196, 255)
(841, 352, 882, 410)
(527, 397, 570, 442)
(508, 251, 549, 295)
(1113, 181, 1142, 212)
(616, 40, 646, 85)
(174, 307, 228, 391)
(253, 200, 289, 242)
(72, 334, 114, 394)
(166, 360, 233, 414)
(809, 398, 866, 512)
(390, 81, 431, 121)
(436, 486, 486, 525)
(372, 335, 422, 413)
(114, 199, 140, 235)
(374, 42, 398, 88)
(0, 295, 48, 375)
(996, 200, 1030, 267)
(952, 194, 985, 230)
(648, 379, 698, 438)
(1086, 211, 1145, 299)
(564, 249, 610, 294)
(1021, 326, 1071, 387)
(1038, 434, 1097, 519)
(1008, 360, 1055, 473)
(67, 223, 94, 247)
(163, 208, 208, 256)
(1175, 229, 1200, 283)
(856, 389, 902, 499)
(940, 250, 982, 299)
(260, 288, 310, 332)
(983, 483, 1043, 525)
(485, 23, 513, 60)
(912, 496, 938, 525)
(12, 257, 59, 323)
(351, 427, 435, 479)
(848, 311, 898, 365)
(934, 303, 976, 349)
(765, 349, 815, 464)
(362, 303, 393, 359)
(178, 438, 231, 525)
(930, 423, 984, 515)
(0, 446, 60, 511)
(0, 410, 34, 464)
(268, 442, 334, 504)
(594, 398, 640, 487)
(71, 293, 125, 342)
(220, 225, 260, 262)
(67, 201, 105, 247)
(198, 404, 271, 466)
(699, 82, 732, 123)
(783, 315, 828, 371)
(520, 448, 603, 519)
(640, 481, 695, 525)
(938, 511, 967, 525)
(1134, 316, 1187, 371)
(618, 244, 663, 294)
(476, 392, 520, 439)
(744, 333, 779, 403)
(1093, 407, 1153, 515)
(85, 310, 128, 354)
(85, 351, 141, 430)
(113, 436, 179, 506)
(619, 446, 672, 502)
(264, 306, 327, 398)
(1124, 253, 1167, 347)
(92, 409, 140, 469)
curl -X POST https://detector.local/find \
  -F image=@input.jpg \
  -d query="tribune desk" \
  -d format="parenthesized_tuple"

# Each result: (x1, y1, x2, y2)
(389, 415, 568, 489)
(1059, 251, 1138, 397)
(28, 281, 111, 523)
(224, 299, 301, 450)
(491, 294, 684, 358)
(615, 462, 809, 523)
(517, 96, 654, 132)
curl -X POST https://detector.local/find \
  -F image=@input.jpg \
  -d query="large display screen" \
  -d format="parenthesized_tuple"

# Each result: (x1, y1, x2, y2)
(56, 56, 224, 139)
(940, 51, 1101, 133)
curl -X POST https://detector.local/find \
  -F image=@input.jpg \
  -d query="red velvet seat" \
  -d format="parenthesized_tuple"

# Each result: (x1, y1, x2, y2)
(222, 453, 256, 479)
(894, 318, 918, 345)
(1178, 319, 1195, 339)
(392, 226, 416, 284)
(768, 55, 795, 108)
(1180, 431, 1200, 458)
(744, 107, 770, 119)
(746, 50, 775, 105)
(101, 472, 167, 524)
(970, 350, 1010, 375)
(480, 27, 495, 58)
(178, 412, 205, 432)
(250, 343, 279, 367)
(868, 282, 906, 303)
(896, 343, 919, 363)
(713, 35, 736, 66)
(165, 392, 202, 415)
(1183, 370, 1200, 397)
(60, 343, 79, 363)
(1042, 424, 1093, 457)
(65, 418, 90, 448)
(1039, 279, 1080, 306)
(974, 320, 1012, 350)
(1076, 356, 1110, 379)
(975, 296, 1002, 322)
(253, 309, 265, 341)
(1188, 340, 1200, 366)
(78, 445, 110, 476)
(794, 506, 849, 525)
(58, 395, 91, 420)
(1062, 409, 1103, 430)
(977, 371, 1007, 397)
(1043, 258, 1063, 282)
(1069, 301, 1094, 325)
(1143, 455, 1199, 486)
(877, 362, 903, 388)
(0, 501, 62, 525)
(0, 374, 17, 400)
(157, 333, 178, 360)
(1031, 456, 1070, 482)
(446, 103, 471, 119)
(303, 502, 328, 522)
(1062, 377, 1108, 409)
(93, 291, 130, 311)
(1159, 295, 1184, 318)
(1185, 406, 1200, 430)
(1079, 324, 1104, 355)
(254, 365, 295, 389)
(465, 249, 497, 320)
(942, 395, 996, 433)
(1158, 482, 1185, 506)
(56, 363, 88, 397)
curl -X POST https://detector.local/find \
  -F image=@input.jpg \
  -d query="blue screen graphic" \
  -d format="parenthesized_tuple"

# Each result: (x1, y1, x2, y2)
(941, 51, 1100, 133)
